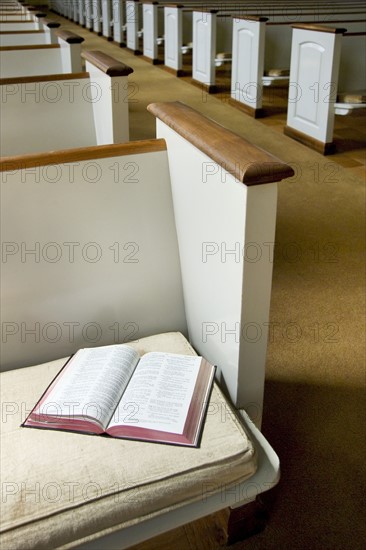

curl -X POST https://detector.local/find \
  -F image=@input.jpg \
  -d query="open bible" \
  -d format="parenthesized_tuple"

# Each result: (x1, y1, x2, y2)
(23, 344, 216, 447)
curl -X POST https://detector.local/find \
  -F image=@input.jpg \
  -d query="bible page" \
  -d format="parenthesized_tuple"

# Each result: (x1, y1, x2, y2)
(108, 352, 201, 434)
(32, 344, 140, 429)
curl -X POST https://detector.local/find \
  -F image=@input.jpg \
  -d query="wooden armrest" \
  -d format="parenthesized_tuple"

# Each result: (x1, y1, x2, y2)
(292, 24, 347, 34)
(0, 140, 166, 171)
(148, 102, 294, 185)
(232, 15, 269, 22)
(34, 12, 47, 18)
(81, 50, 134, 76)
(40, 17, 60, 28)
(56, 30, 85, 43)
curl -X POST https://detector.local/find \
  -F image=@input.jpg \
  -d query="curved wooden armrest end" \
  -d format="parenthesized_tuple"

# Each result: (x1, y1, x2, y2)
(148, 102, 295, 186)
(82, 51, 134, 77)
(35, 12, 47, 18)
(56, 30, 85, 43)
(292, 23, 347, 34)
(41, 18, 61, 28)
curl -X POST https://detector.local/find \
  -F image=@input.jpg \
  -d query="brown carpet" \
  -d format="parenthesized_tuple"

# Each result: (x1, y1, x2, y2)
(19, 9, 366, 548)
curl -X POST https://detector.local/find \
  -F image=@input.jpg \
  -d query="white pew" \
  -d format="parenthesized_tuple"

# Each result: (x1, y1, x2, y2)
(0, 101, 295, 548)
(0, 18, 61, 45)
(92, 0, 103, 35)
(284, 23, 366, 154)
(0, 51, 134, 156)
(112, 0, 126, 46)
(0, 30, 84, 78)
(102, 0, 113, 40)
(142, 0, 165, 63)
(0, 13, 45, 31)
(126, 0, 143, 54)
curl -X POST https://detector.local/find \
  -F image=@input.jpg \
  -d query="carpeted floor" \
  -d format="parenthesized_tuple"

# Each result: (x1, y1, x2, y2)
(23, 10, 366, 548)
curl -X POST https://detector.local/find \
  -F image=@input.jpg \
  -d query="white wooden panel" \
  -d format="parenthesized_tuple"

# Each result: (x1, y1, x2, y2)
(102, 0, 112, 38)
(0, 78, 96, 156)
(0, 48, 63, 78)
(231, 19, 265, 110)
(157, 121, 278, 425)
(143, 2, 157, 60)
(85, 0, 93, 29)
(112, 0, 123, 44)
(287, 28, 343, 144)
(0, 33, 49, 46)
(192, 11, 216, 85)
(126, 0, 139, 50)
(0, 21, 38, 30)
(164, 6, 182, 71)
(92, 0, 102, 34)
(1, 151, 186, 370)
(85, 60, 130, 143)
(78, 0, 85, 26)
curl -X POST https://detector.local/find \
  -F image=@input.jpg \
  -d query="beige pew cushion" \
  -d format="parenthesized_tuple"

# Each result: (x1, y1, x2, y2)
(336, 90, 366, 104)
(0, 332, 257, 549)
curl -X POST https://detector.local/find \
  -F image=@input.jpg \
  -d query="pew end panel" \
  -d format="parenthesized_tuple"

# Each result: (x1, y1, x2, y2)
(284, 24, 346, 154)
(82, 50, 134, 144)
(148, 101, 294, 426)
(230, 16, 268, 117)
(0, 102, 288, 549)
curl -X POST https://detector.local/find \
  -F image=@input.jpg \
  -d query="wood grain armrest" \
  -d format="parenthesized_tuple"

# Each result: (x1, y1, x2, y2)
(34, 12, 47, 18)
(233, 16, 268, 23)
(292, 24, 347, 34)
(148, 102, 294, 185)
(56, 30, 85, 44)
(81, 51, 134, 76)
(40, 18, 60, 28)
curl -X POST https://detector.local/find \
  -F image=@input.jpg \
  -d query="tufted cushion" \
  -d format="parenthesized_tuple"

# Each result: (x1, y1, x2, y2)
(0, 332, 257, 549)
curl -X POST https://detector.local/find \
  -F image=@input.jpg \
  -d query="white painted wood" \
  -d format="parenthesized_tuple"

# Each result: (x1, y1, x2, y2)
(102, 0, 112, 39)
(85, 59, 131, 143)
(164, 5, 182, 72)
(143, 2, 158, 60)
(0, 30, 55, 46)
(85, 0, 93, 29)
(58, 36, 83, 73)
(1, 150, 186, 370)
(112, 0, 124, 44)
(286, 27, 343, 144)
(231, 18, 266, 111)
(0, 77, 96, 156)
(78, 0, 85, 27)
(192, 11, 216, 86)
(0, 47, 63, 78)
(156, 120, 278, 426)
(0, 20, 38, 30)
(92, 0, 102, 34)
(126, 0, 139, 51)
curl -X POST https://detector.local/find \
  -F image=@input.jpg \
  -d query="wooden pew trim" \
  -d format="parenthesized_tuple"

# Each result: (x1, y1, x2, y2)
(0, 72, 89, 85)
(148, 102, 294, 185)
(39, 18, 60, 28)
(0, 139, 167, 171)
(55, 29, 85, 43)
(284, 125, 335, 155)
(0, 30, 44, 34)
(82, 50, 134, 76)
(232, 16, 269, 22)
(0, 44, 59, 51)
(292, 24, 347, 34)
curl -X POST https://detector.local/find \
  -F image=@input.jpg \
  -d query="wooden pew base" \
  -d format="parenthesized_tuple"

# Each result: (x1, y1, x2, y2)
(191, 78, 217, 94)
(284, 125, 336, 155)
(229, 97, 265, 119)
(126, 46, 142, 56)
(161, 65, 185, 77)
(141, 54, 162, 65)
(226, 498, 269, 544)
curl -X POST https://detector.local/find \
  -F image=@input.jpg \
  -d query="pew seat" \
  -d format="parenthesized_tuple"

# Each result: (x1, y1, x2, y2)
(0, 332, 261, 550)
(0, 101, 295, 548)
